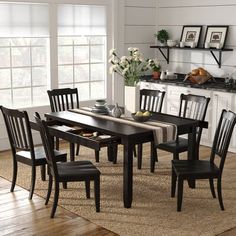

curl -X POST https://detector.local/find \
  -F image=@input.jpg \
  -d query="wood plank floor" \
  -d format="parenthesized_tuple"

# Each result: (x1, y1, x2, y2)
(1, 147, 236, 236)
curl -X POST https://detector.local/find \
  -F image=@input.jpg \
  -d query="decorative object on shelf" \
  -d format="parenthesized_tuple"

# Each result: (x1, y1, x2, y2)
(109, 47, 149, 86)
(147, 59, 161, 80)
(180, 41, 185, 48)
(204, 25, 228, 49)
(167, 39, 177, 47)
(155, 29, 169, 46)
(160, 71, 167, 80)
(111, 103, 122, 118)
(204, 42, 210, 48)
(180, 25, 202, 47)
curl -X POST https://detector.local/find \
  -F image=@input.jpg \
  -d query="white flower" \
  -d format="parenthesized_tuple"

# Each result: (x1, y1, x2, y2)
(109, 65, 117, 74)
(120, 56, 127, 61)
(109, 48, 116, 56)
(128, 47, 134, 52)
(122, 68, 129, 75)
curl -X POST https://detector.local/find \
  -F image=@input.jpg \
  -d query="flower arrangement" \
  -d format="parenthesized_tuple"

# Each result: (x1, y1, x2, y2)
(109, 47, 149, 86)
(147, 59, 161, 72)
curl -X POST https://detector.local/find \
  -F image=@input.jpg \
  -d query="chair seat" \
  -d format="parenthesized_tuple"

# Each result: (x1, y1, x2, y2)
(157, 137, 189, 153)
(57, 161, 100, 182)
(172, 160, 219, 178)
(16, 146, 67, 165)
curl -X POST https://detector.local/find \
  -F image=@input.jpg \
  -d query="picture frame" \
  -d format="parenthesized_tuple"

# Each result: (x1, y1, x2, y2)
(180, 25, 202, 47)
(204, 25, 228, 49)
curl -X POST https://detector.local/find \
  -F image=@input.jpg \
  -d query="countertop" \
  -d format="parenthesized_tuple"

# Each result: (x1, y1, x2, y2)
(141, 74, 236, 93)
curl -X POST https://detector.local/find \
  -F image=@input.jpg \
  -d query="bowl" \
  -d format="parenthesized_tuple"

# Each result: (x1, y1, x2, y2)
(131, 113, 151, 122)
(167, 40, 177, 47)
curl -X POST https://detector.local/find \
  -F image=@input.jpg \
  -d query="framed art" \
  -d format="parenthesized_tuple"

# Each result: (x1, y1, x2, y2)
(180, 25, 202, 47)
(204, 25, 228, 49)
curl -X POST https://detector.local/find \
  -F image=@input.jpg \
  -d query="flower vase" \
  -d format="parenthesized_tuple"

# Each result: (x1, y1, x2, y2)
(152, 71, 160, 80)
(124, 85, 140, 117)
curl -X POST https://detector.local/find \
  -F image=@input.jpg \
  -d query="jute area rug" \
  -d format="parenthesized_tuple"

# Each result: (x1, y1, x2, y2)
(1, 144, 236, 236)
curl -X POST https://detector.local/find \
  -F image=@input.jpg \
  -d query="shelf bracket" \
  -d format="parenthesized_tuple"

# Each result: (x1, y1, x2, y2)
(158, 47, 169, 64)
(210, 50, 222, 68)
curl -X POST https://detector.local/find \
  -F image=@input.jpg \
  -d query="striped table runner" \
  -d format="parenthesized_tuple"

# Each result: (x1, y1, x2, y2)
(70, 108, 177, 145)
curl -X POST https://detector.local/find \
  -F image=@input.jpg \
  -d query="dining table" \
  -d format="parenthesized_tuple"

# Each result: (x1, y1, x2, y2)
(44, 109, 207, 208)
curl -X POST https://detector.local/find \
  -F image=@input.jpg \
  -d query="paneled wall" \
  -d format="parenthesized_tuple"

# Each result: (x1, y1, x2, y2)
(156, 0, 236, 77)
(124, 0, 156, 58)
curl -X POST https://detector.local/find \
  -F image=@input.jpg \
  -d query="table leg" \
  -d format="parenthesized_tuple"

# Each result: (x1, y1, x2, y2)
(123, 139, 133, 208)
(70, 143, 75, 162)
(188, 125, 197, 188)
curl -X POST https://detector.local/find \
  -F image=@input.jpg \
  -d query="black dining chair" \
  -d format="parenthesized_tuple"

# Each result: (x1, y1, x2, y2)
(47, 88, 81, 155)
(152, 94, 210, 172)
(47, 88, 119, 163)
(171, 109, 236, 211)
(34, 112, 100, 218)
(136, 89, 166, 169)
(0, 106, 67, 200)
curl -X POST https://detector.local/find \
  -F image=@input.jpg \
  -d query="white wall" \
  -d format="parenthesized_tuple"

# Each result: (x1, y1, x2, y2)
(155, 0, 236, 77)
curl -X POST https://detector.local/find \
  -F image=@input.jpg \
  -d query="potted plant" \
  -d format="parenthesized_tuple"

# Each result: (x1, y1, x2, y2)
(148, 59, 161, 80)
(155, 29, 169, 46)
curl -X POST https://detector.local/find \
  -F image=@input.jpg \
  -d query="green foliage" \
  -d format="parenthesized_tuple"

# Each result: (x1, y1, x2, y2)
(155, 29, 169, 43)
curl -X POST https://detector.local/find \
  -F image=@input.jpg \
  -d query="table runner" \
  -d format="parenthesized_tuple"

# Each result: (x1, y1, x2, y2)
(70, 108, 177, 145)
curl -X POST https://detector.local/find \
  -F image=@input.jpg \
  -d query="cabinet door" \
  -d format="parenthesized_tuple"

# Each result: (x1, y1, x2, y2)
(166, 85, 190, 115)
(139, 81, 151, 90)
(212, 91, 233, 144)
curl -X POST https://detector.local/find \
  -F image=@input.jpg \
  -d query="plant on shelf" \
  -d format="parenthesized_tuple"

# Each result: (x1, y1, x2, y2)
(155, 29, 169, 46)
(148, 59, 161, 79)
(109, 47, 149, 86)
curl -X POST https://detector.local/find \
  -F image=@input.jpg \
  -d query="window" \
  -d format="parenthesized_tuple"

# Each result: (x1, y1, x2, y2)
(0, 3, 49, 108)
(57, 5, 107, 101)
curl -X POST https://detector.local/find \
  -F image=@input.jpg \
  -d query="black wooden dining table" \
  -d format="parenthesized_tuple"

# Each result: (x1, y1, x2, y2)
(44, 110, 207, 208)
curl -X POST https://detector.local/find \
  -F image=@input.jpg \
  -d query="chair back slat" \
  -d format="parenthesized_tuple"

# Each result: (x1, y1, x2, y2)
(34, 112, 58, 178)
(47, 88, 79, 112)
(179, 94, 210, 145)
(0, 106, 34, 154)
(140, 89, 165, 113)
(211, 110, 236, 172)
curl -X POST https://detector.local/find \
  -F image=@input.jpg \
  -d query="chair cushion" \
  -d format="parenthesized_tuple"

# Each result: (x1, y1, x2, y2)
(172, 160, 219, 178)
(157, 137, 188, 153)
(57, 161, 100, 182)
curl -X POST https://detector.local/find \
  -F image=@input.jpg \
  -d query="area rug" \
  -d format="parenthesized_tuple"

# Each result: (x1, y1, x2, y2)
(1, 144, 236, 236)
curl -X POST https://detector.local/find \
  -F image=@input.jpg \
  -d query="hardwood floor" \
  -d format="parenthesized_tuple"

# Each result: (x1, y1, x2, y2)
(1, 146, 236, 236)
(0, 177, 116, 236)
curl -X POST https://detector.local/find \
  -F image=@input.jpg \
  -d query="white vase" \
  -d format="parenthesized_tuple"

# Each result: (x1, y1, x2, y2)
(124, 85, 140, 117)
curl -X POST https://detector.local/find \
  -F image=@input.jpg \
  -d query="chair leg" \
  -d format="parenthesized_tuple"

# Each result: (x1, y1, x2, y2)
(10, 160, 18, 192)
(112, 144, 118, 164)
(150, 142, 156, 173)
(133, 146, 137, 157)
(56, 137, 60, 150)
(173, 152, 179, 160)
(171, 167, 177, 198)
(177, 177, 184, 212)
(137, 144, 143, 169)
(94, 177, 100, 212)
(29, 166, 36, 200)
(95, 150, 99, 163)
(62, 182, 67, 189)
(76, 144, 80, 156)
(45, 174, 53, 205)
(51, 181, 60, 218)
(217, 177, 225, 210)
(85, 180, 90, 199)
(209, 178, 216, 198)
(40, 165, 46, 181)
(107, 145, 114, 162)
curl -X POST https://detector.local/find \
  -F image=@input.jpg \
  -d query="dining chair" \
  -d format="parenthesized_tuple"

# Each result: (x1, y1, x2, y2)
(47, 88, 119, 163)
(34, 112, 100, 218)
(0, 106, 67, 200)
(136, 89, 166, 169)
(47, 88, 81, 155)
(152, 94, 210, 172)
(171, 109, 236, 211)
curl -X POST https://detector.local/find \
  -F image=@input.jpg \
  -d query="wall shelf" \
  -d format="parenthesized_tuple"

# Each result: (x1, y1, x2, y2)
(150, 45, 233, 68)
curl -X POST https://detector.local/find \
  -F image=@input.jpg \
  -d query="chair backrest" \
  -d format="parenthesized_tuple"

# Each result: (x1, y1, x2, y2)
(178, 94, 210, 145)
(0, 106, 35, 158)
(34, 112, 58, 178)
(47, 88, 79, 112)
(139, 89, 165, 112)
(210, 110, 236, 173)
